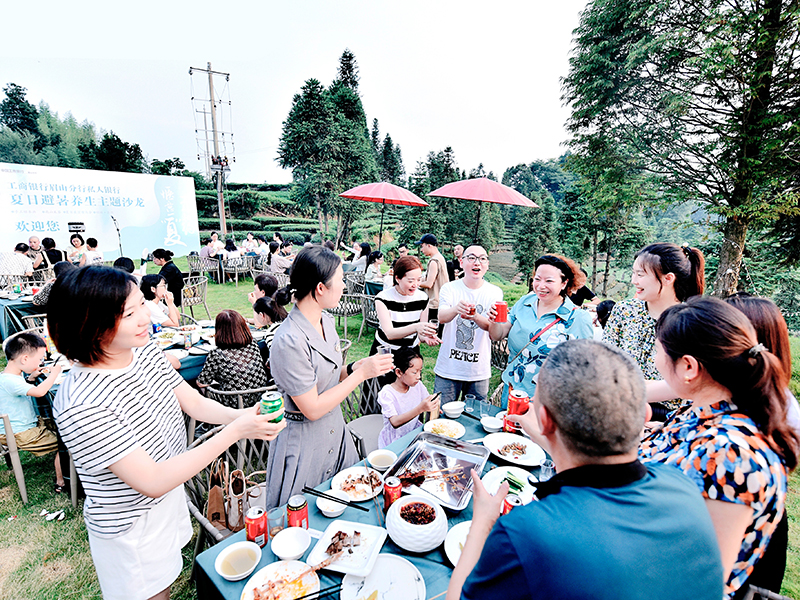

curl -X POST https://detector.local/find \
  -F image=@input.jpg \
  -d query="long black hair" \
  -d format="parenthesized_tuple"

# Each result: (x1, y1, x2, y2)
(635, 243, 704, 302)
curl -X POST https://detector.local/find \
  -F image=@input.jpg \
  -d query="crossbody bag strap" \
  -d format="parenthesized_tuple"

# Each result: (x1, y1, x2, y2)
(507, 307, 576, 367)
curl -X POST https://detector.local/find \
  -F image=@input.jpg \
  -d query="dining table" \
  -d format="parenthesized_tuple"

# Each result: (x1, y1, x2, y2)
(0, 295, 43, 340)
(193, 406, 547, 600)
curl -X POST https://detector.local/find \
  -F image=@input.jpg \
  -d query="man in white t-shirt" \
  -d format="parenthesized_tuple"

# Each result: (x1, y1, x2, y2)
(433, 245, 503, 404)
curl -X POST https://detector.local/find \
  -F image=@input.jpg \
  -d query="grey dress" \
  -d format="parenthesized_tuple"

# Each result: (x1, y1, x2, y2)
(265, 308, 359, 508)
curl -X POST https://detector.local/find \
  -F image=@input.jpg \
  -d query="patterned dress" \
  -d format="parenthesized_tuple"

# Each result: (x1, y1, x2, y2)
(639, 400, 788, 599)
(196, 341, 269, 407)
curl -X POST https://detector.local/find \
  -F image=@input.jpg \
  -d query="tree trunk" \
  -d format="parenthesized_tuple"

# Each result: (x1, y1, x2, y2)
(316, 195, 324, 242)
(712, 216, 749, 297)
(324, 210, 329, 239)
(591, 230, 598, 290)
(602, 230, 612, 296)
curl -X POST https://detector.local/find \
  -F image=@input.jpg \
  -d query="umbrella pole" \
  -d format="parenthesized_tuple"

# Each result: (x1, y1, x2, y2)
(378, 200, 385, 251)
(474, 202, 481, 242)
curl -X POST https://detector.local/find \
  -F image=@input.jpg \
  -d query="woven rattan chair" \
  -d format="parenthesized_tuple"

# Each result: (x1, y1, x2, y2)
(357, 294, 380, 342)
(344, 272, 365, 294)
(340, 376, 382, 423)
(221, 256, 255, 287)
(491, 338, 509, 371)
(188, 384, 275, 443)
(187, 255, 220, 283)
(1, 414, 28, 503)
(326, 294, 363, 340)
(181, 276, 211, 319)
(21, 314, 47, 329)
(0, 274, 25, 291)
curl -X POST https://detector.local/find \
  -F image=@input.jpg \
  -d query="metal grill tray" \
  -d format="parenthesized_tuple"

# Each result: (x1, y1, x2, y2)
(384, 432, 490, 511)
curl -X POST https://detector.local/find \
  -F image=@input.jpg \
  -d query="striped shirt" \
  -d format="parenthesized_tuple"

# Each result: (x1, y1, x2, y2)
(374, 287, 429, 350)
(53, 342, 186, 539)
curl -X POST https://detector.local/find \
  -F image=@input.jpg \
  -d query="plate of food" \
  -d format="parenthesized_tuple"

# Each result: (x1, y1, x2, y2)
(482, 432, 546, 467)
(481, 466, 537, 505)
(330, 467, 383, 501)
(164, 348, 189, 360)
(340, 554, 425, 600)
(444, 520, 472, 567)
(423, 419, 466, 440)
(240, 560, 318, 600)
(305, 520, 387, 577)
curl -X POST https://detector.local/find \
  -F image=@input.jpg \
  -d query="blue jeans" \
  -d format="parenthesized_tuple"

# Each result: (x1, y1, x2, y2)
(433, 376, 490, 406)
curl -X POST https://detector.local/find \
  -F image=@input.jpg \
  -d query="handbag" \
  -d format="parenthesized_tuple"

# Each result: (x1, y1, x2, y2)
(206, 458, 228, 532)
(226, 469, 267, 532)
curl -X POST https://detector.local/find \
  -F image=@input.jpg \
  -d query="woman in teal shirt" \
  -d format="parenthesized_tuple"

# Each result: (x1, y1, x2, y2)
(489, 254, 594, 406)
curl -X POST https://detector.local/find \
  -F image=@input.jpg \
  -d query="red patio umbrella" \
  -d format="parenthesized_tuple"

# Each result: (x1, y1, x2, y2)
(339, 182, 429, 250)
(427, 177, 539, 241)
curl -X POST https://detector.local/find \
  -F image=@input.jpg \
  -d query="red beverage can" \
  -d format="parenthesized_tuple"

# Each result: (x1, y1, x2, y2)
(501, 494, 523, 515)
(287, 494, 309, 529)
(504, 389, 529, 433)
(494, 301, 508, 322)
(384, 476, 402, 513)
(245, 506, 267, 547)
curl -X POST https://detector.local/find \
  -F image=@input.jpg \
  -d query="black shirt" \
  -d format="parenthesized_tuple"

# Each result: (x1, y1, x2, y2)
(159, 261, 184, 307)
(569, 285, 596, 306)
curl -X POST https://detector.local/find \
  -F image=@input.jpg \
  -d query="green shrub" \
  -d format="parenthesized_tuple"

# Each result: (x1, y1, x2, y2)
(197, 218, 261, 232)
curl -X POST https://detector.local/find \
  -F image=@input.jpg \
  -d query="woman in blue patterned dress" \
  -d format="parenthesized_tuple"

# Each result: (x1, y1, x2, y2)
(639, 297, 798, 600)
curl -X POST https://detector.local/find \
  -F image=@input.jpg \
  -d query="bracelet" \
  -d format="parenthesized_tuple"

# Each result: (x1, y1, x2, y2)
(346, 362, 355, 376)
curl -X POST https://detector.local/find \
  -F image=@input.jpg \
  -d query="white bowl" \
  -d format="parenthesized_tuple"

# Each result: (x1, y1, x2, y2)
(367, 449, 397, 472)
(316, 490, 350, 518)
(481, 416, 503, 433)
(386, 495, 448, 553)
(270, 526, 311, 561)
(214, 540, 262, 581)
(442, 401, 465, 418)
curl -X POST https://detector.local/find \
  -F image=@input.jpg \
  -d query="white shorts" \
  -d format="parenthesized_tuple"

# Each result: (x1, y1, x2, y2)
(88, 486, 193, 600)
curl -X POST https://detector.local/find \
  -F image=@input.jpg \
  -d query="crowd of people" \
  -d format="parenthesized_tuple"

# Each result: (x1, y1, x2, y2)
(1, 231, 797, 600)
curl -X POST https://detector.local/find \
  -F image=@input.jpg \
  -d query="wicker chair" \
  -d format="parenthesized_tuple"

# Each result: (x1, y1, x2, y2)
(1, 414, 28, 503)
(21, 314, 47, 329)
(187, 255, 220, 283)
(742, 586, 793, 600)
(357, 294, 380, 342)
(188, 384, 275, 442)
(340, 377, 382, 423)
(221, 256, 255, 287)
(491, 338, 509, 371)
(0, 274, 25, 291)
(344, 272, 365, 294)
(179, 313, 199, 327)
(31, 267, 55, 283)
(326, 294, 364, 340)
(181, 276, 211, 320)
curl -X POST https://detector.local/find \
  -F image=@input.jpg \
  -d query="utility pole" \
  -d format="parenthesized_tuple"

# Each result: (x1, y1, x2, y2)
(189, 62, 233, 236)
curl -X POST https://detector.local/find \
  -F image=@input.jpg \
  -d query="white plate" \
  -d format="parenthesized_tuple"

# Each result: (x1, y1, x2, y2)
(482, 432, 546, 467)
(340, 554, 425, 600)
(197, 320, 215, 328)
(423, 419, 466, 439)
(444, 520, 472, 567)
(305, 519, 387, 577)
(17, 295, 34, 302)
(188, 345, 212, 355)
(164, 348, 189, 360)
(330, 467, 383, 501)
(481, 466, 537, 505)
(240, 560, 318, 600)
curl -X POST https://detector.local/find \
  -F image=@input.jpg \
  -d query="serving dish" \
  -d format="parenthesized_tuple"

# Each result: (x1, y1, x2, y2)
(482, 432, 546, 467)
(385, 494, 448, 553)
(340, 554, 426, 600)
(240, 560, 318, 600)
(305, 519, 387, 577)
(330, 466, 383, 501)
(423, 419, 466, 439)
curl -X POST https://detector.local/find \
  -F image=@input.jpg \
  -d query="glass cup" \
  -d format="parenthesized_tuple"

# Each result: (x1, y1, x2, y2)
(267, 506, 286, 540)
(539, 459, 555, 482)
(378, 345, 393, 356)
(479, 400, 492, 419)
(464, 393, 476, 413)
(427, 319, 440, 337)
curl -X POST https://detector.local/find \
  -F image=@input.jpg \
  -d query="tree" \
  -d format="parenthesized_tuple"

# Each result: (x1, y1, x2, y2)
(514, 190, 560, 278)
(337, 49, 360, 90)
(0, 83, 39, 138)
(563, 0, 800, 296)
(380, 134, 405, 185)
(150, 157, 185, 176)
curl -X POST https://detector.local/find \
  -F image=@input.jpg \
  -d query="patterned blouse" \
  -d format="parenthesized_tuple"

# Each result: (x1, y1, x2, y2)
(196, 341, 270, 408)
(602, 298, 660, 379)
(639, 400, 788, 599)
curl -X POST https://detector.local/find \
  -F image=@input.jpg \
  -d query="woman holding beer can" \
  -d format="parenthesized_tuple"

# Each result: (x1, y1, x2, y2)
(488, 254, 593, 407)
(267, 245, 394, 508)
(48, 266, 285, 600)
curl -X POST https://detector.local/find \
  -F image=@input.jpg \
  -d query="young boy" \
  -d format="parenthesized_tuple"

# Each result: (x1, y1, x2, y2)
(0, 331, 64, 491)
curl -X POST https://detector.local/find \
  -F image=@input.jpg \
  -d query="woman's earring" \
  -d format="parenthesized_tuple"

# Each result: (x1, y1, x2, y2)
(684, 376, 690, 384)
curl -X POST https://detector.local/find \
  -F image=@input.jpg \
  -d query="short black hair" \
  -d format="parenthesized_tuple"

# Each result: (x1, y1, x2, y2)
(70, 233, 85, 246)
(86, 237, 98, 248)
(15, 243, 29, 253)
(48, 266, 138, 366)
(140, 274, 164, 301)
(4, 331, 46, 361)
(254, 273, 279, 297)
(53, 261, 76, 278)
(394, 346, 422, 372)
(42, 237, 56, 250)
(113, 257, 136, 273)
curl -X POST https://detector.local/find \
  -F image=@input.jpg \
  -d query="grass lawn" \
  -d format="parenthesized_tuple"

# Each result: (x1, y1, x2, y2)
(1, 262, 798, 598)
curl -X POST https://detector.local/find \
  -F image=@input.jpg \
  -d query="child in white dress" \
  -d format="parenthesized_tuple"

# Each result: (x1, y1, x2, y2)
(377, 347, 440, 448)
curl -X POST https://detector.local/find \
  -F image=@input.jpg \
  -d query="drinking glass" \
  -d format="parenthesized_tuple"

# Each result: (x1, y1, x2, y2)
(427, 319, 439, 337)
(378, 345, 393, 356)
(479, 400, 492, 419)
(267, 506, 286, 540)
(464, 393, 477, 413)
(539, 459, 555, 482)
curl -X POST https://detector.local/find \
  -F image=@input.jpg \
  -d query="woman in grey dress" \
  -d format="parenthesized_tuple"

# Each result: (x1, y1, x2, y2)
(266, 246, 394, 508)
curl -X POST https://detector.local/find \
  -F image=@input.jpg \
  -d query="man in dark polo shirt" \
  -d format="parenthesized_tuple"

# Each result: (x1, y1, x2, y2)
(447, 339, 723, 600)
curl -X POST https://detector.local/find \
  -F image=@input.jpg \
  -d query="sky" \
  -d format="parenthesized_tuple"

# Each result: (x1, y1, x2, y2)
(2, 0, 587, 185)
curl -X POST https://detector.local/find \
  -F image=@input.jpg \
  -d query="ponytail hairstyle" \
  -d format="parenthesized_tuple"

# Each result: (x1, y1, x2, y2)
(359, 242, 371, 259)
(367, 250, 383, 267)
(534, 254, 586, 297)
(140, 274, 165, 301)
(152, 248, 174, 262)
(635, 242, 705, 302)
(253, 296, 288, 324)
(274, 245, 341, 306)
(267, 241, 280, 266)
(656, 296, 798, 469)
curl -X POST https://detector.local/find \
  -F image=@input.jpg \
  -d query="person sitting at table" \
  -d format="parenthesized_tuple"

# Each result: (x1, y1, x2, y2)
(0, 243, 34, 277)
(33, 261, 76, 307)
(348, 242, 370, 272)
(267, 241, 292, 274)
(265, 245, 394, 508)
(67, 233, 86, 265)
(446, 339, 723, 600)
(223, 238, 241, 259)
(48, 266, 285, 600)
(256, 235, 270, 255)
(196, 309, 270, 408)
(280, 241, 295, 259)
(377, 347, 439, 448)
(27, 236, 49, 270)
(248, 273, 279, 305)
(241, 232, 258, 255)
(140, 274, 180, 328)
(79, 238, 103, 266)
(253, 295, 288, 374)
(152, 249, 184, 308)
(0, 331, 65, 493)
(365, 250, 384, 282)
(41, 237, 67, 266)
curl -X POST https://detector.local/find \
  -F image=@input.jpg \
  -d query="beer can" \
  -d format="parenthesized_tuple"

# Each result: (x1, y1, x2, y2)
(152, 323, 162, 335)
(260, 391, 285, 423)
(12, 283, 21, 294)
(501, 494, 523, 515)
(383, 476, 402, 513)
(494, 301, 508, 322)
(245, 506, 267, 547)
(287, 494, 308, 529)
(504, 389, 529, 433)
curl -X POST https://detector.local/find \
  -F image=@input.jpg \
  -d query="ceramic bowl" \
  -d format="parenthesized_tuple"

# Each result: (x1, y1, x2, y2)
(367, 449, 397, 472)
(442, 401, 465, 419)
(386, 495, 448, 553)
(214, 540, 262, 581)
(481, 416, 503, 433)
(270, 526, 311, 561)
(316, 490, 350, 518)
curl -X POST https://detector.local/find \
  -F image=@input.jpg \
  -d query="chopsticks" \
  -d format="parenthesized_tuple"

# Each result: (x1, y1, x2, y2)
(295, 584, 342, 600)
(301, 487, 369, 513)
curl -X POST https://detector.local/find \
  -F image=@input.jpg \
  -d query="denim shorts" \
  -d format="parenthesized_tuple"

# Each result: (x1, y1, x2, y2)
(433, 376, 490, 405)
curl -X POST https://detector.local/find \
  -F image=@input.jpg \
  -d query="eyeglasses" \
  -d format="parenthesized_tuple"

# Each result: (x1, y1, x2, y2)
(463, 255, 489, 264)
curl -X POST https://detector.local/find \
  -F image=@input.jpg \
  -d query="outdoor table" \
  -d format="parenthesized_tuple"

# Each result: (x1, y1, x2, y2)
(364, 280, 383, 296)
(0, 296, 43, 340)
(194, 406, 542, 600)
